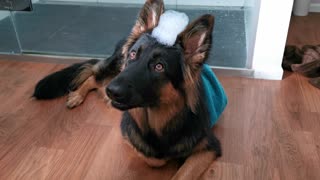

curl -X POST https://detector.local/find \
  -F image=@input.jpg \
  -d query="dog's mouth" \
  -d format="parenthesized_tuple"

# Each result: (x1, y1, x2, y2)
(111, 100, 132, 111)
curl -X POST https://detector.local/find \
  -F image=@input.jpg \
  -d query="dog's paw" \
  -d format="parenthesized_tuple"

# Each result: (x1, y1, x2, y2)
(66, 91, 84, 109)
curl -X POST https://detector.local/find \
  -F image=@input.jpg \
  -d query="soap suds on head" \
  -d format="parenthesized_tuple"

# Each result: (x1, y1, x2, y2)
(152, 10, 189, 46)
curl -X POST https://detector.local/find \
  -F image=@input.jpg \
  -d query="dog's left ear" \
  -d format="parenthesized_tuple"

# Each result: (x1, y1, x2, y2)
(178, 15, 214, 112)
(178, 14, 214, 71)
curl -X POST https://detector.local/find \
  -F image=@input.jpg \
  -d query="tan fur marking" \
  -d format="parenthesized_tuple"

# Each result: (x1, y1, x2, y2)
(170, 136, 208, 154)
(66, 76, 101, 108)
(147, 83, 185, 136)
(183, 66, 200, 113)
(128, 108, 147, 132)
(183, 52, 207, 112)
(138, 153, 167, 167)
(97, 86, 111, 106)
(192, 52, 206, 65)
(123, 139, 167, 167)
(171, 151, 216, 180)
(198, 33, 206, 47)
(125, 125, 156, 156)
(66, 91, 85, 108)
(71, 63, 95, 89)
(171, 138, 217, 180)
(151, 9, 157, 27)
(193, 138, 208, 153)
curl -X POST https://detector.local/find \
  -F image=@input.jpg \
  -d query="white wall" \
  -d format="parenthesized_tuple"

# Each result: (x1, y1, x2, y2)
(310, 3, 320, 12)
(311, 0, 320, 11)
(252, 0, 294, 79)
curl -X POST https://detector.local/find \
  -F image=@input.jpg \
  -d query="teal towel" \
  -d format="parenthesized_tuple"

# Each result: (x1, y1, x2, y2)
(201, 64, 228, 127)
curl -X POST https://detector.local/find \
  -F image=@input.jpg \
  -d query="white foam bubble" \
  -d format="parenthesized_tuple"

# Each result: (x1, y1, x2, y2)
(151, 10, 189, 46)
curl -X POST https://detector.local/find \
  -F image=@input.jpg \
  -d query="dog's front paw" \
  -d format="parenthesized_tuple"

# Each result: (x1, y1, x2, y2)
(66, 91, 84, 109)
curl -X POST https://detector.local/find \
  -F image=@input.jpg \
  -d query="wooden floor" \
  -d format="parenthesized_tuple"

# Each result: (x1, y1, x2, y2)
(0, 13, 320, 180)
(0, 60, 319, 180)
(286, 13, 320, 46)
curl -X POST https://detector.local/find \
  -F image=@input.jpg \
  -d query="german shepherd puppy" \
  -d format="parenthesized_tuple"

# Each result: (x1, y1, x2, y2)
(33, 0, 221, 179)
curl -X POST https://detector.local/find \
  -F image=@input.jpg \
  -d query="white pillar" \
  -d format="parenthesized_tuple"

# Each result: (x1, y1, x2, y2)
(293, 0, 311, 16)
(252, 0, 294, 80)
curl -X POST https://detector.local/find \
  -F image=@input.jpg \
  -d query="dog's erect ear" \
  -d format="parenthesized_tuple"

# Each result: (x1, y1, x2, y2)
(122, 0, 164, 58)
(178, 14, 214, 70)
(178, 15, 214, 112)
(134, 0, 164, 33)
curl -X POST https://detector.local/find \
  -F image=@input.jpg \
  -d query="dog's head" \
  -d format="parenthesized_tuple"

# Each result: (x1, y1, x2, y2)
(106, 0, 214, 111)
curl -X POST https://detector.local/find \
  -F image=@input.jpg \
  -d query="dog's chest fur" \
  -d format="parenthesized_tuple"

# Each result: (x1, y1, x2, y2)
(120, 105, 206, 160)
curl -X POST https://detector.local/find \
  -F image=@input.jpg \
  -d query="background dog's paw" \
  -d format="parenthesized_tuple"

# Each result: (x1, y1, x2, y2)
(66, 91, 84, 109)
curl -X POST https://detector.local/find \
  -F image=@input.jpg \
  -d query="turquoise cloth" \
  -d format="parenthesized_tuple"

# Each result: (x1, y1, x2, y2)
(201, 64, 228, 127)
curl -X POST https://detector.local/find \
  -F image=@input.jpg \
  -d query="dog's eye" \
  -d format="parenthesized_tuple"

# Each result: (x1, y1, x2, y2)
(129, 51, 136, 60)
(154, 63, 164, 72)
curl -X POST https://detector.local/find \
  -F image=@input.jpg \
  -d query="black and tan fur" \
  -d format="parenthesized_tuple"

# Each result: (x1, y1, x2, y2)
(33, 0, 222, 179)
(282, 44, 320, 89)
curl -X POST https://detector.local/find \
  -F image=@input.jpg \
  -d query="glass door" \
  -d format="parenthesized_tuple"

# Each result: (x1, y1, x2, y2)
(176, 1, 248, 68)
(1, 0, 262, 69)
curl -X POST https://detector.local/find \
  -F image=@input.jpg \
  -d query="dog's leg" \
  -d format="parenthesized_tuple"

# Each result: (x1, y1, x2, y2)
(139, 154, 167, 167)
(171, 135, 221, 180)
(171, 150, 216, 180)
(123, 138, 167, 167)
(66, 41, 123, 109)
(66, 76, 102, 108)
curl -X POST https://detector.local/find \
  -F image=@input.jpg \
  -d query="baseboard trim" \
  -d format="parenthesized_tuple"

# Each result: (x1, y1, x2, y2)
(0, 54, 284, 80)
(310, 3, 320, 12)
(0, 54, 93, 64)
(212, 66, 283, 80)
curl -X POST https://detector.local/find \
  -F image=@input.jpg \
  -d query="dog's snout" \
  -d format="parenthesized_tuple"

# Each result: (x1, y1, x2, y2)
(106, 84, 122, 100)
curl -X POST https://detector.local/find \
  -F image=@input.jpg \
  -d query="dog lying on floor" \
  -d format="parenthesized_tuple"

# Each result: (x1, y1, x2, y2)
(283, 45, 320, 89)
(33, 0, 228, 179)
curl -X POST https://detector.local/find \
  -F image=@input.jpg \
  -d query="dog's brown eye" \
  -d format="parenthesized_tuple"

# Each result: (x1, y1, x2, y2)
(129, 51, 136, 60)
(154, 63, 164, 72)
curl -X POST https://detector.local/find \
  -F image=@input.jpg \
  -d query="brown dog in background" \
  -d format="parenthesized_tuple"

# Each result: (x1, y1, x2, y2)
(283, 45, 320, 88)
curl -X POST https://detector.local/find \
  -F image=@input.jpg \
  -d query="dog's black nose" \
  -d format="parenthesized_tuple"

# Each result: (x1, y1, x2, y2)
(106, 84, 125, 102)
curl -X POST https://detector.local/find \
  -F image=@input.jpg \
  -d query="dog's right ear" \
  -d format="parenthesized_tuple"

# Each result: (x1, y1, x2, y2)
(134, 0, 164, 34)
(122, 0, 164, 57)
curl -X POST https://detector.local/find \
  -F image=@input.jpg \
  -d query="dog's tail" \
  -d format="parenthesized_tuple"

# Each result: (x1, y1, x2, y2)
(33, 59, 99, 99)
(33, 38, 126, 100)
